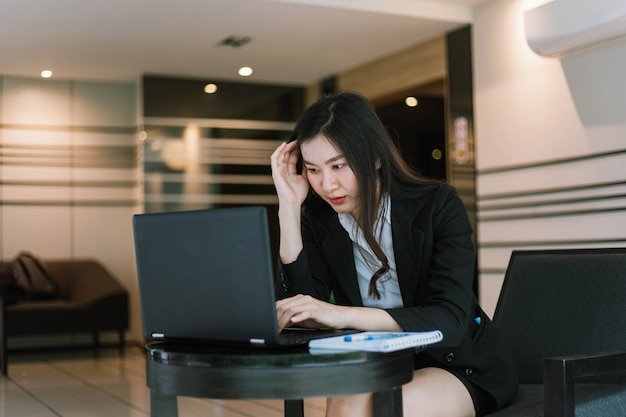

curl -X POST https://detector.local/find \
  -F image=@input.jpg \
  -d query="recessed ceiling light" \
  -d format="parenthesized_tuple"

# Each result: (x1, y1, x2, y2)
(405, 96, 418, 107)
(238, 66, 253, 77)
(204, 83, 218, 94)
(41, 70, 53, 78)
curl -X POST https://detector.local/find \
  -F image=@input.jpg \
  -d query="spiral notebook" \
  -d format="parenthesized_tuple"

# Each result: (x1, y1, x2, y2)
(309, 330, 443, 352)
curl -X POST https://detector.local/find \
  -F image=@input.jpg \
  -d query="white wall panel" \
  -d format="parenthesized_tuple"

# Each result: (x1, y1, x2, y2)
(473, 0, 626, 311)
(73, 206, 141, 339)
(75, 131, 138, 146)
(1, 165, 71, 183)
(2, 185, 72, 202)
(477, 154, 626, 195)
(2, 206, 72, 258)
(478, 273, 505, 318)
(72, 167, 138, 181)
(2, 78, 71, 126)
(72, 186, 136, 201)
(478, 212, 626, 242)
(73, 82, 136, 126)
(1, 127, 71, 146)
(1, 76, 140, 343)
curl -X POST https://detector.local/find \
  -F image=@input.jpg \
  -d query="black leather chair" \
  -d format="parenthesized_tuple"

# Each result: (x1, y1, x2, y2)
(486, 248, 626, 417)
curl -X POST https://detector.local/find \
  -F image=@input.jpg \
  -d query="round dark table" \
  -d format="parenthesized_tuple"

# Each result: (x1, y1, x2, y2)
(146, 341, 415, 417)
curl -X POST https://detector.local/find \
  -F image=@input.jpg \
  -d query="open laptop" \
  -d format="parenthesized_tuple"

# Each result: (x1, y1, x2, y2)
(132, 206, 353, 347)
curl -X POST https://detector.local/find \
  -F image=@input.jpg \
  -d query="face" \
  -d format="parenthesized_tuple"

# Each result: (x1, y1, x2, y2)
(300, 134, 360, 216)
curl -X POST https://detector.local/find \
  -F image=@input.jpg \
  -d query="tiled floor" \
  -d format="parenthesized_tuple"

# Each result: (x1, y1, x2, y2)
(0, 346, 327, 417)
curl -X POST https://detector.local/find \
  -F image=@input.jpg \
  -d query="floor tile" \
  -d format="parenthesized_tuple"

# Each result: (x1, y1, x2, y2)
(2, 346, 329, 417)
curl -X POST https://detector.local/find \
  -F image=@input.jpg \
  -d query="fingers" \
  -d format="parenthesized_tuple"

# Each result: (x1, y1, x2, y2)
(270, 141, 287, 164)
(286, 143, 300, 172)
(270, 142, 309, 207)
(270, 142, 285, 173)
(271, 141, 298, 174)
(275, 294, 342, 332)
(276, 295, 301, 330)
(276, 294, 319, 331)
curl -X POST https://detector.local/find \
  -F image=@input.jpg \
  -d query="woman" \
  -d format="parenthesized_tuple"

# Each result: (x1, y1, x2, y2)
(271, 91, 517, 417)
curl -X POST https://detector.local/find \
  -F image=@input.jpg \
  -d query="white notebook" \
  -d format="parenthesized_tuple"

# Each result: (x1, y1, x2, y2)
(309, 330, 443, 352)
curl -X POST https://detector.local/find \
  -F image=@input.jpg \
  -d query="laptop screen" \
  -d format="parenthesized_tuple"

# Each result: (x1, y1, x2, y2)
(132, 206, 283, 345)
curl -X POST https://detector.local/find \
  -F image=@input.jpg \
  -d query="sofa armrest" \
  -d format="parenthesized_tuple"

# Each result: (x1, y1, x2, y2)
(543, 351, 626, 417)
(0, 265, 24, 304)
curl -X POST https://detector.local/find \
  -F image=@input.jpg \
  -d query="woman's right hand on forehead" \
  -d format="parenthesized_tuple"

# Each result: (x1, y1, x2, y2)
(270, 141, 310, 207)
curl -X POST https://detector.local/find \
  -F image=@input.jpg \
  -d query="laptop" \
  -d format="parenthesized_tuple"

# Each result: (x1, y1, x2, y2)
(132, 206, 353, 347)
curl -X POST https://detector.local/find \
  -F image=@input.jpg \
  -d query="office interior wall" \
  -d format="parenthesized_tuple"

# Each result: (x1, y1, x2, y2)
(473, 0, 626, 316)
(337, 36, 446, 101)
(7, 0, 624, 338)
(140, 76, 306, 271)
(0, 76, 142, 345)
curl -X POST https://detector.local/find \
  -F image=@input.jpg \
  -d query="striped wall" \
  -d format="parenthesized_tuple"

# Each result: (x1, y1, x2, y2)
(141, 117, 292, 213)
(0, 76, 142, 343)
(477, 151, 626, 308)
(473, 0, 626, 316)
(140, 76, 306, 264)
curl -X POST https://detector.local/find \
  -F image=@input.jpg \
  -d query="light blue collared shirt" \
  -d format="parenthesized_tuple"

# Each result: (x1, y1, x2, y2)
(338, 195, 403, 309)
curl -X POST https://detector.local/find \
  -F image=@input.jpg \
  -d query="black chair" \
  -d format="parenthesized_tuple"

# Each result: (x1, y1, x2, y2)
(486, 248, 626, 417)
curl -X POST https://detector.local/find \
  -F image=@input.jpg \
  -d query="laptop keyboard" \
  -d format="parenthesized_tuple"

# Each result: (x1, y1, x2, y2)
(279, 328, 356, 345)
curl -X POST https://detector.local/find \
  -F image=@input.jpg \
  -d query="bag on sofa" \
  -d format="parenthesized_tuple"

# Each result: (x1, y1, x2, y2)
(10, 252, 60, 300)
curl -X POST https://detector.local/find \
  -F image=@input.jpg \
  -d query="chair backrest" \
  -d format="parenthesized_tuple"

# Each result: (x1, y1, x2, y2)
(493, 248, 626, 384)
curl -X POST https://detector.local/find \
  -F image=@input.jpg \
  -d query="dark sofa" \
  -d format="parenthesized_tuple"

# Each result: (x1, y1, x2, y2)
(0, 258, 129, 376)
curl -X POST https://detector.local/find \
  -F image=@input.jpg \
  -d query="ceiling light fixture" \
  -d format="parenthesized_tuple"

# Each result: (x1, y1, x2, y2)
(41, 70, 52, 78)
(405, 96, 418, 107)
(238, 66, 253, 77)
(204, 83, 218, 94)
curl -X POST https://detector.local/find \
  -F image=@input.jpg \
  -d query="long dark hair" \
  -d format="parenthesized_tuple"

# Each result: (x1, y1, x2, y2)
(290, 91, 432, 298)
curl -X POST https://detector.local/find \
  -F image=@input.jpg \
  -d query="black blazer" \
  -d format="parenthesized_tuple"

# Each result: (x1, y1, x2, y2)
(277, 183, 518, 408)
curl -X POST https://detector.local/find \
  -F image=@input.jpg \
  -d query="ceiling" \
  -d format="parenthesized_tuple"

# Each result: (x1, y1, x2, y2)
(0, 0, 489, 86)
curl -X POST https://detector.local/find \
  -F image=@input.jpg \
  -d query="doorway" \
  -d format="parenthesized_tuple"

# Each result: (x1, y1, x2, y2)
(373, 81, 446, 181)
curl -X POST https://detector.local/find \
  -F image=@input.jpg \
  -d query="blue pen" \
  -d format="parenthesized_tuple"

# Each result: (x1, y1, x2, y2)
(344, 333, 408, 342)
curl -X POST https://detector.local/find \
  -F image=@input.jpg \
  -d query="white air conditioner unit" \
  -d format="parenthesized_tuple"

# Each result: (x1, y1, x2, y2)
(524, 0, 626, 57)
